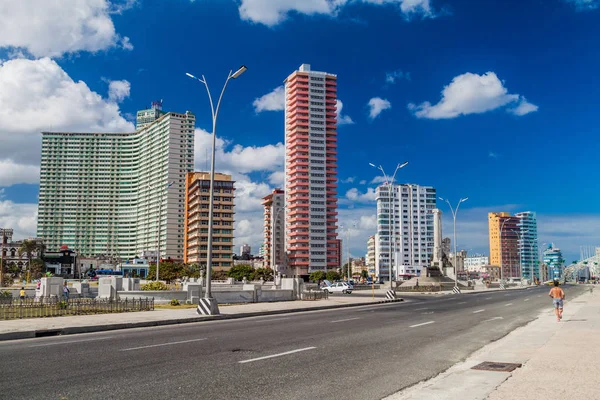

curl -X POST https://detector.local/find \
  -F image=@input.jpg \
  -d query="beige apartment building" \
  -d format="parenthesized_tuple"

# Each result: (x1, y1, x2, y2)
(184, 172, 235, 271)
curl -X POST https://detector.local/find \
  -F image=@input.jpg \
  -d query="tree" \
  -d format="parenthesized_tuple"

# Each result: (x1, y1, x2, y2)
(361, 270, 369, 279)
(251, 268, 274, 281)
(212, 270, 228, 280)
(18, 240, 44, 282)
(227, 264, 255, 281)
(326, 270, 341, 282)
(309, 270, 326, 282)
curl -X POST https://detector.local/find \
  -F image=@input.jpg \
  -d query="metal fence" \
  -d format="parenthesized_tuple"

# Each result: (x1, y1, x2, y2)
(0, 297, 154, 320)
(301, 290, 329, 301)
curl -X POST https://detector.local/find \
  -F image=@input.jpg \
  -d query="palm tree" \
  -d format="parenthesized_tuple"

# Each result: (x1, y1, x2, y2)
(18, 240, 44, 283)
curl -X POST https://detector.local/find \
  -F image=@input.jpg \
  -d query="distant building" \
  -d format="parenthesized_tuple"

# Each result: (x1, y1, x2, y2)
(37, 103, 195, 260)
(262, 189, 285, 274)
(0, 228, 44, 272)
(351, 257, 367, 275)
(543, 244, 564, 280)
(465, 255, 490, 272)
(284, 64, 339, 276)
(488, 212, 520, 279)
(516, 211, 539, 280)
(240, 244, 251, 257)
(366, 235, 376, 275)
(117, 258, 150, 278)
(375, 184, 436, 280)
(183, 172, 235, 271)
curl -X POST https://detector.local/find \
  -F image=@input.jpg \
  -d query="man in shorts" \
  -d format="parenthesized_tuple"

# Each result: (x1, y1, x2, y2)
(549, 280, 565, 322)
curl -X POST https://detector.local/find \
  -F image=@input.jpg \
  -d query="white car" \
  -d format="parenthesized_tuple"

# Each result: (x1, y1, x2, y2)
(322, 282, 353, 294)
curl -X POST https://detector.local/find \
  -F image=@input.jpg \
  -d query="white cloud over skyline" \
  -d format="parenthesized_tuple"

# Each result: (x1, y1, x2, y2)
(368, 97, 392, 119)
(238, 0, 435, 27)
(0, 0, 133, 58)
(253, 85, 285, 113)
(408, 71, 538, 119)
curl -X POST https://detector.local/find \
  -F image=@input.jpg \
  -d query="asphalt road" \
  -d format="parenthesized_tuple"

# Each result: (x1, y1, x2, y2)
(0, 285, 586, 400)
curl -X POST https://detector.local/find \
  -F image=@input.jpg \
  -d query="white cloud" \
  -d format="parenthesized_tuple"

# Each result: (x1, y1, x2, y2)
(368, 97, 392, 119)
(0, 160, 40, 187)
(359, 180, 367, 185)
(0, 0, 133, 58)
(370, 176, 388, 184)
(237, 0, 435, 26)
(108, 80, 131, 103)
(385, 69, 411, 84)
(346, 187, 377, 203)
(268, 171, 285, 186)
(408, 72, 537, 119)
(508, 97, 539, 116)
(488, 152, 498, 158)
(565, 0, 599, 10)
(194, 128, 284, 174)
(336, 100, 355, 125)
(253, 86, 285, 113)
(341, 177, 356, 184)
(0, 57, 134, 187)
(0, 198, 38, 241)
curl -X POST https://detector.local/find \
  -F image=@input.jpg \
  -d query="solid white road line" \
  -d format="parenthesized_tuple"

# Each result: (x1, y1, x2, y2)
(483, 317, 504, 323)
(259, 317, 291, 323)
(330, 317, 360, 323)
(121, 338, 207, 351)
(473, 309, 485, 314)
(415, 307, 429, 311)
(410, 321, 435, 328)
(29, 337, 114, 348)
(505, 303, 513, 306)
(238, 347, 316, 364)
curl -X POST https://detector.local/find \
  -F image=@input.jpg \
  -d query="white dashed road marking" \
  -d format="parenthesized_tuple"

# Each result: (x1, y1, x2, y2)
(239, 347, 316, 364)
(330, 317, 360, 323)
(473, 309, 485, 314)
(483, 317, 504, 323)
(121, 338, 207, 351)
(410, 321, 435, 328)
(505, 303, 513, 306)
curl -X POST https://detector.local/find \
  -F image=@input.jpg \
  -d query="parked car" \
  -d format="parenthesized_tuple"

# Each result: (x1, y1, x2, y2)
(321, 282, 353, 294)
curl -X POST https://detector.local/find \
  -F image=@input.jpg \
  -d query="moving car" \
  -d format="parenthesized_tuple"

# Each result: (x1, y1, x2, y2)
(321, 282, 353, 294)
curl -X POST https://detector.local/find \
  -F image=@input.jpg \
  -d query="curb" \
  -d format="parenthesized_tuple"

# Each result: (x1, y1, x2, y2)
(0, 298, 404, 342)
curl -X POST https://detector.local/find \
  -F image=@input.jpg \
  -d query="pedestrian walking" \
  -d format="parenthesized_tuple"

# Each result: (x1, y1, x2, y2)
(63, 283, 70, 301)
(19, 287, 26, 301)
(549, 280, 565, 322)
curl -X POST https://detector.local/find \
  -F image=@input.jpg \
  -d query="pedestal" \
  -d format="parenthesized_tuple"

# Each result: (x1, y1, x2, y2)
(197, 297, 220, 315)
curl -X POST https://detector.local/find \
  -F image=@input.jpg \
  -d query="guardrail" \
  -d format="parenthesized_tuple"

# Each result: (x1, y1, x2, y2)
(0, 297, 154, 320)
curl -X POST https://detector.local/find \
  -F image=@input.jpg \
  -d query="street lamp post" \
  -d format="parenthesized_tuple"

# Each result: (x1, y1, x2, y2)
(155, 181, 174, 282)
(439, 197, 468, 291)
(0, 229, 4, 288)
(369, 161, 408, 290)
(186, 65, 247, 316)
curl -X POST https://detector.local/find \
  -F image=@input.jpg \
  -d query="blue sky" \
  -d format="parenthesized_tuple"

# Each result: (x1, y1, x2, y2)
(0, 0, 599, 263)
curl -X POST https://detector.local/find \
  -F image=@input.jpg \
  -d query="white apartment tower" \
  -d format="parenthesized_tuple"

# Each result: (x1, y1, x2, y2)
(284, 64, 339, 276)
(37, 103, 195, 260)
(375, 184, 436, 280)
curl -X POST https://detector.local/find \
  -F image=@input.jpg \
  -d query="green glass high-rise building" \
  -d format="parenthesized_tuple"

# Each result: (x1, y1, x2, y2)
(37, 102, 195, 260)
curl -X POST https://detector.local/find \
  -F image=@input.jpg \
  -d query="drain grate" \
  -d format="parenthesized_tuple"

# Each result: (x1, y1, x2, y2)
(471, 361, 522, 372)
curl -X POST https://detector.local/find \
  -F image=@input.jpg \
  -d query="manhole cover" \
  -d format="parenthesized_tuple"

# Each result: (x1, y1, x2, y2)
(472, 361, 522, 372)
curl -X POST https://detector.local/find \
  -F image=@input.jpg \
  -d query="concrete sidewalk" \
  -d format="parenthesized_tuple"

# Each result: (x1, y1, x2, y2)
(387, 285, 599, 400)
(0, 289, 401, 341)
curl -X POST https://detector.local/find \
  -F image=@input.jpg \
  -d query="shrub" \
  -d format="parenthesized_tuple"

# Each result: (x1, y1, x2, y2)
(0, 290, 11, 299)
(141, 281, 169, 291)
(170, 298, 180, 306)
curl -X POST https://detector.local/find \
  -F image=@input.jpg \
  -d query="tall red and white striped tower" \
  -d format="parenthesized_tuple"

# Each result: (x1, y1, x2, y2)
(284, 64, 339, 277)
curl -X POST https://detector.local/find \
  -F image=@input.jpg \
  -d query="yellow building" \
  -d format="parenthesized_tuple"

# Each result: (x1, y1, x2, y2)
(488, 212, 519, 278)
(184, 172, 235, 271)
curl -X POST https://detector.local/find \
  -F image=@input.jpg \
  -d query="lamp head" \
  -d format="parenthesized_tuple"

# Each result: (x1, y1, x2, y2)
(231, 65, 248, 79)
